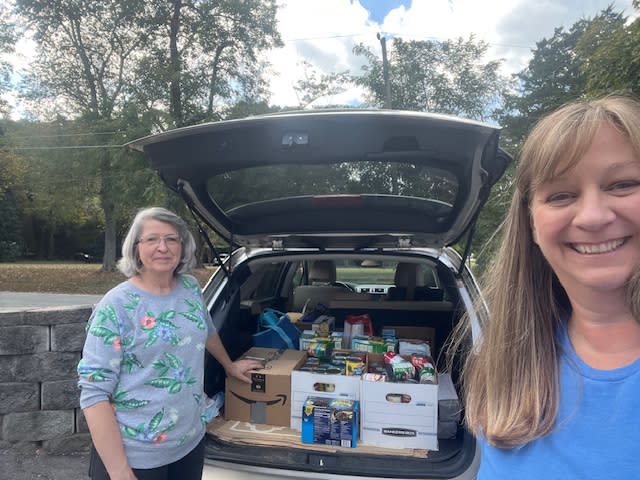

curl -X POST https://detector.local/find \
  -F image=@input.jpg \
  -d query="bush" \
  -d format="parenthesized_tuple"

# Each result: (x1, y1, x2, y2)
(0, 241, 22, 261)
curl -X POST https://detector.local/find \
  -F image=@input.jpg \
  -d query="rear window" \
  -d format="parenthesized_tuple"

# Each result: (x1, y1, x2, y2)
(207, 161, 458, 213)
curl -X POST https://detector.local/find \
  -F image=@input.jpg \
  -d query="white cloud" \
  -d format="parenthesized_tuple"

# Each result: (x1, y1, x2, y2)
(3, 0, 637, 115)
(267, 0, 636, 107)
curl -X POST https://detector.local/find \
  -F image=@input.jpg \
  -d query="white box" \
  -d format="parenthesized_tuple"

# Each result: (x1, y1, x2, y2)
(360, 378, 439, 450)
(290, 370, 361, 431)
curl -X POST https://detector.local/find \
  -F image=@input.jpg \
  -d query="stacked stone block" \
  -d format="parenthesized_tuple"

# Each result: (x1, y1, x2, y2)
(0, 305, 93, 454)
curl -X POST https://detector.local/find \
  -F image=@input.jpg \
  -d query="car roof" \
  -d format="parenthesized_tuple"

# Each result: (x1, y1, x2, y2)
(128, 109, 511, 250)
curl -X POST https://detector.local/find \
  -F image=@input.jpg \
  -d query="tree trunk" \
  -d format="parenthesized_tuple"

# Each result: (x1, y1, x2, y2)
(100, 155, 117, 272)
(169, 0, 183, 127)
(46, 215, 56, 260)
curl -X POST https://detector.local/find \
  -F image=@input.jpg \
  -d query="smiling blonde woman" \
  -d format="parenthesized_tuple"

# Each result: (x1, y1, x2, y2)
(454, 96, 640, 479)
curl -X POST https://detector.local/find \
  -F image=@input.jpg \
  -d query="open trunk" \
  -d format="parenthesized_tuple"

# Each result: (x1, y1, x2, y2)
(200, 251, 479, 478)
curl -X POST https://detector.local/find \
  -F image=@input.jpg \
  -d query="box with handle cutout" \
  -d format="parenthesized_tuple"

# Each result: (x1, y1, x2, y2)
(360, 352, 439, 451)
(290, 354, 362, 431)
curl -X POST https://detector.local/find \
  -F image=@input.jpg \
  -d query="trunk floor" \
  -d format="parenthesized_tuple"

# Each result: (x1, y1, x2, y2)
(206, 416, 430, 458)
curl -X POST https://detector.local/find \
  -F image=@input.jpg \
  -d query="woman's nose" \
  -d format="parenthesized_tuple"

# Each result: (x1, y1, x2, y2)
(572, 190, 615, 230)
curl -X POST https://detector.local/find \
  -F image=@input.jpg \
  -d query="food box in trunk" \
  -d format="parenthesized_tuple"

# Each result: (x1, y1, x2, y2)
(384, 326, 436, 357)
(225, 347, 307, 427)
(360, 352, 439, 451)
(290, 350, 363, 431)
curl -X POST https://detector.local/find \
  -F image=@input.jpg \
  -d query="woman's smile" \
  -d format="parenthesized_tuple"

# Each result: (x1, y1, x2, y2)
(569, 237, 627, 254)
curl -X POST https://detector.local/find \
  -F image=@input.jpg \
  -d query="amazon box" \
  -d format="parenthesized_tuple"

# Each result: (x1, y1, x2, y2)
(225, 347, 307, 426)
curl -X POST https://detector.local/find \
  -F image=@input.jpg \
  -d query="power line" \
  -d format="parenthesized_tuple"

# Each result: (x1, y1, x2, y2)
(7, 131, 124, 140)
(12, 144, 126, 150)
(283, 31, 534, 50)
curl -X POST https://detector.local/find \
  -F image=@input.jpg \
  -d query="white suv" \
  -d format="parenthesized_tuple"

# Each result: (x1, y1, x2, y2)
(129, 109, 511, 479)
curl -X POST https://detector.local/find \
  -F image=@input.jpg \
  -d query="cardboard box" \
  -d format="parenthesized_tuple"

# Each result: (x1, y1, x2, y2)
(290, 357, 361, 431)
(295, 315, 334, 333)
(384, 326, 436, 357)
(438, 372, 461, 422)
(360, 352, 439, 451)
(225, 347, 307, 427)
(301, 396, 359, 448)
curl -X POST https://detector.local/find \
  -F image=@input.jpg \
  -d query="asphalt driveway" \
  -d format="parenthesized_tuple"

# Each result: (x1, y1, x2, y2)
(0, 292, 102, 311)
(0, 445, 89, 480)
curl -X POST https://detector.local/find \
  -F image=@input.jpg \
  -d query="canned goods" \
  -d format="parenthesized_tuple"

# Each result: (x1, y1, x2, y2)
(345, 356, 366, 376)
(307, 340, 333, 359)
(363, 372, 386, 382)
(330, 351, 350, 365)
(419, 365, 436, 384)
(386, 360, 415, 382)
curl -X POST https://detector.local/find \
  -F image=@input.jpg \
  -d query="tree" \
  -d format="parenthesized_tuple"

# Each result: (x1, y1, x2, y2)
(4, 118, 107, 259)
(293, 61, 350, 109)
(353, 35, 511, 121)
(14, 0, 153, 270)
(0, 126, 28, 260)
(498, 7, 626, 146)
(577, 8, 639, 97)
(476, 7, 630, 276)
(14, 0, 283, 268)
(0, 7, 17, 117)
(131, 0, 283, 127)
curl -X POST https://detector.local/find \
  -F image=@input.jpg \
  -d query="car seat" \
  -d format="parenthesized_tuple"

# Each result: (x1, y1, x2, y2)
(387, 262, 444, 301)
(292, 260, 346, 312)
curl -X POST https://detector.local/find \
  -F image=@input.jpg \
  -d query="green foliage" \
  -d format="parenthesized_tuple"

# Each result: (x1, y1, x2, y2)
(353, 36, 512, 121)
(0, 8, 17, 116)
(293, 61, 350, 109)
(497, 7, 626, 146)
(130, 0, 283, 126)
(478, 5, 635, 273)
(578, 11, 640, 97)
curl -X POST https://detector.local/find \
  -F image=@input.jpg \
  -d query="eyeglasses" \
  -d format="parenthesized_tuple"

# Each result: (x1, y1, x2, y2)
(137, 235, 182, 247)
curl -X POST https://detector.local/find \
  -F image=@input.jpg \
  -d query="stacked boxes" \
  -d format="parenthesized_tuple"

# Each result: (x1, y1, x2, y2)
(228, 323, 450, 452)
(437, 372, 461, 439)
(290, 351, 362, 431)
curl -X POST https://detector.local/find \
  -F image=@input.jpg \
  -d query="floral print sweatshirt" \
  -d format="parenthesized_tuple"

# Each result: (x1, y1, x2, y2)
(77, 275, 216, 469)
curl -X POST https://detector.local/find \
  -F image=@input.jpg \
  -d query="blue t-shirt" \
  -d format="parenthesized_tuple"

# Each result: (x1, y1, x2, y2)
(77, 275, 216, 469)
(478, 327, 640, 479)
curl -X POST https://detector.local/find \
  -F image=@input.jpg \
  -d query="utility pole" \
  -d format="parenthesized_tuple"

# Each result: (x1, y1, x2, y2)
(377, 33, 392, 109)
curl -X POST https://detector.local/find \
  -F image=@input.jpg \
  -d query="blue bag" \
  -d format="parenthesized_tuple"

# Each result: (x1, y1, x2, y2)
(253, 308, 301, 349)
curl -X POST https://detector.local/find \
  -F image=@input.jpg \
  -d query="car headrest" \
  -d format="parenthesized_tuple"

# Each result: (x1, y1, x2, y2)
(393, 262, 425, 288)
(309, 260, 336, 284)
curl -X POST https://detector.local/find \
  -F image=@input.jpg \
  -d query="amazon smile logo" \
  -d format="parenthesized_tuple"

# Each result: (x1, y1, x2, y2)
(229, 390, 288, 406)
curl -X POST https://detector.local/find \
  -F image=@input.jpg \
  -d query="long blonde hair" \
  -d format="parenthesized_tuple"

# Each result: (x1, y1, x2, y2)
(455, 95, 640, 448)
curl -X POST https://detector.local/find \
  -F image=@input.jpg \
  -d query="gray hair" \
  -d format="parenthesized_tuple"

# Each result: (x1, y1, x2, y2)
(117, 207, 197, 278)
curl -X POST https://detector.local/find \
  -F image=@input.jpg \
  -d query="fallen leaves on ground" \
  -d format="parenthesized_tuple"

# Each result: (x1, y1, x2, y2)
(0, 263, 215, 294)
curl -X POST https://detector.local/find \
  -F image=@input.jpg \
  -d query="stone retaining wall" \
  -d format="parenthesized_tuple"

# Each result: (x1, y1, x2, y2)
(0, 305, 93, 454)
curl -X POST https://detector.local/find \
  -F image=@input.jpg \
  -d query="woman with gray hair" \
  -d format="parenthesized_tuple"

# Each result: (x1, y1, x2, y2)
(77, 207, 262, 480)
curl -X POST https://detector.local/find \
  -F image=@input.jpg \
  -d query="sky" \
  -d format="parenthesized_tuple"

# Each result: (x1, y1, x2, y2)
(268, 0, 636, 108)
(3, 0, 637, 116)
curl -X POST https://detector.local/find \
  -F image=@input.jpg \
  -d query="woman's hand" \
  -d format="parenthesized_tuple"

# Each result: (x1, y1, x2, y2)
(109, 464, 138, 480)
(225, 358, 265, 384)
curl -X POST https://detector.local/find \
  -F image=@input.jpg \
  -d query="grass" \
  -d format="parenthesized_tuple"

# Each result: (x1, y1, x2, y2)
(0, 262, 216, 294)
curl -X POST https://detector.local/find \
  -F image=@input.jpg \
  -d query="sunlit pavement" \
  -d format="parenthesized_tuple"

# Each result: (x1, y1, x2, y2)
(0, 291, 102, 311)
